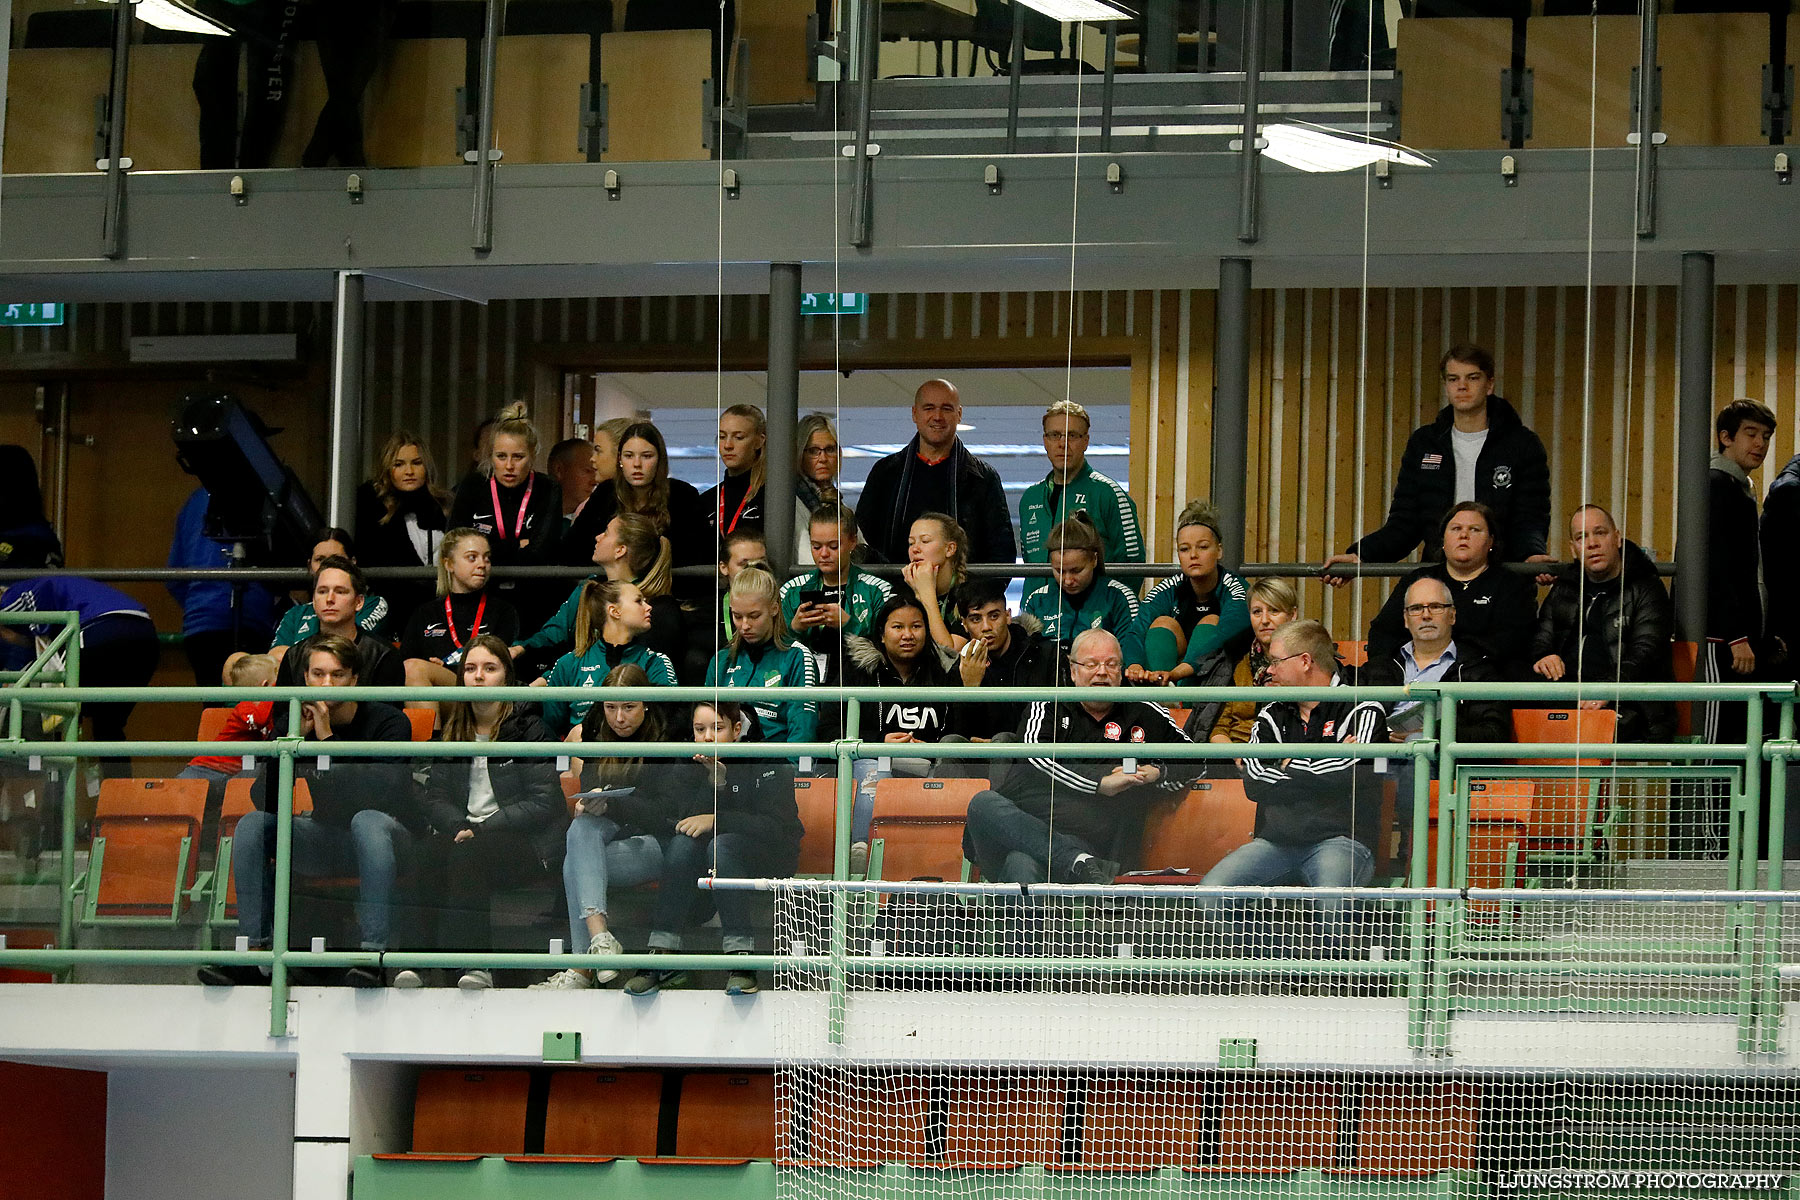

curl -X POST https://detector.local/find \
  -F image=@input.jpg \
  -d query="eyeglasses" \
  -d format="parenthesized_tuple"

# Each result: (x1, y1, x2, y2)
(1265, 651, 1309, 668)
(1071, 658, 1123, 672)
(1402, 602, 1453, 616)
(803, 445, 838, 456)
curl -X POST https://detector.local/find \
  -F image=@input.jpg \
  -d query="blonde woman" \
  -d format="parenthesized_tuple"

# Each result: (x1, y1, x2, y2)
(355, 430, 452, 616)
(400, 528, 519, 688)
(701, 403, 768, 543)
(451, 402, 563, 624)
(702, 566, 818, 741)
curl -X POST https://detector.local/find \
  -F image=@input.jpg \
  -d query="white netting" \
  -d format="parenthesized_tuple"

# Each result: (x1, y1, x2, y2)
(767, 881, 1800, 1198)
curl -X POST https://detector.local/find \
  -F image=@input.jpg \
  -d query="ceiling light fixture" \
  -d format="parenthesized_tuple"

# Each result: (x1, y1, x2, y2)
(1258, 122, 1433, 174)
(1013, 0, 1136, 22)
(100, 0, 232, 36)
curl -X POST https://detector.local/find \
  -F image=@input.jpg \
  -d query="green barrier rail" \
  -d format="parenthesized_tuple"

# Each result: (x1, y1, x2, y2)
(1, 612, 1796, 1046)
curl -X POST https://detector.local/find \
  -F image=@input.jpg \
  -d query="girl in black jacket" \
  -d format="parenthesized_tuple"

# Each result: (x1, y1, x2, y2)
(624, 699, 802, 998)
(451, 403, 563, 628)
(532, 663, 673, 991)
(407, 634, 565, 989)
(822, 592, 961, 854)
(354, 430, 453, 619)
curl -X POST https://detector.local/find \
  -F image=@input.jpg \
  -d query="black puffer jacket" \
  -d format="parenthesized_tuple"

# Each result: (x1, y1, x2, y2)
(661, 757, 803, 874)
(422, 705, 568, 865)
(1760, 453, 1800, 659)
(821, 635, 961, 742)
(1351, 396, 1551, 562)
(1529, 540, 1674, 743)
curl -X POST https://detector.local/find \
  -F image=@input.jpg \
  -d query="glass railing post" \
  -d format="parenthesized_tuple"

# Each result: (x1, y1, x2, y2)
(1426, 693, 1459, 1056)
(828, 699, 859, 1045)
(1757, 693, 1794, 1055)
(269, 705, 302, 1039)
(56, 619, 82, 957)
(1737, 696, 1765, 1055)
(1405, 701, 1437, 1052)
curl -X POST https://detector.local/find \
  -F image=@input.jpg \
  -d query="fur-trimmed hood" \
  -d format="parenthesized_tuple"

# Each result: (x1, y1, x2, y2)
(843, 634, 957, 679)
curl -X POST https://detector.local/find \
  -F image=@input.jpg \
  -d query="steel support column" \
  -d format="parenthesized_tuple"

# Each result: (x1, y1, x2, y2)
(1675, 250, 1714, 642)
(328, 270, 367, 529)
(1214, 257, 1252, 569)
(765, 263, 803, 570)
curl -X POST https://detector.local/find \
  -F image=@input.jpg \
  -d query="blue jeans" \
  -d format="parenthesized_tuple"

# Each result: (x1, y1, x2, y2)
(1199, 835, 1374, 958)
(648, 832, 781, 954)
(231, 809, 414, 950)
(961, 789, 1098, 885)
(561, 814, 665, 948)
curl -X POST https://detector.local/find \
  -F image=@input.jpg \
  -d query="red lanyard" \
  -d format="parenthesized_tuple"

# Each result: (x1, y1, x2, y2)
(445, 593, 486, 650)
(718, 477, 753, 535)
(488, 474, 535, 540)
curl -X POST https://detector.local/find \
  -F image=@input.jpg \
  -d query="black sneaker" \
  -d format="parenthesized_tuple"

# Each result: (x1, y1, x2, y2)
(343, 965, 385, 989)
(623, 968, 688, 997)
(196, 963, 267, 987)
(1064, 856, 1121, 886)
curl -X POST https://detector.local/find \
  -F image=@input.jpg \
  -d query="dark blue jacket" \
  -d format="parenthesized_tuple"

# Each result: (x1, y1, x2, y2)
(166, 488, 276, 640)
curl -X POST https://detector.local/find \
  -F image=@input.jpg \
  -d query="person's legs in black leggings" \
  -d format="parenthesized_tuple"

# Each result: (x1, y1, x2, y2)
(305, 0, 394, 168)
(79, 616, 161, 776)
(426, 828, 543, 952)
(193, 37, 243, 169)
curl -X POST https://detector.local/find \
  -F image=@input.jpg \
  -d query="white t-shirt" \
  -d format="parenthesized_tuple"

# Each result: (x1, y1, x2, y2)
(466, 731, 498, 824)
(1450, 427, 1488, 503)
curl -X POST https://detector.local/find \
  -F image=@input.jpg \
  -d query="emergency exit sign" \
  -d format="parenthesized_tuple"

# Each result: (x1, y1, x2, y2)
(801, 293, 866, 316)
(0, 304, 64, 326)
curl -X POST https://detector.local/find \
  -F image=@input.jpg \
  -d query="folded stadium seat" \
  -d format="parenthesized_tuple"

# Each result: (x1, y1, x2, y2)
(738, 0, 816, 106)
(1216, 1076, 1341, 1170)
(3, 48, 111, 173)
(493, 35, 595, 164)
(82, 777, 210, 924)
(402, 707, 437, 741)
(1334, 640, 1368, 669)
(641, 1071, 776, 1164)
(1136, 780, 1257, 879)
(1671, 640, 1699, 738)
(792, 777, 838, 877)
(1522, 15, 1636, 148)
(1342, 1079, 1479, 1174)
(1394, 17, 1514, 150)
(373, 1068, 531, 1161)
(939, 1071, 1065, 1169)
(209, 777, 264, 930)
(363, 38, 477, 167)
(531, 1069, 663, 1160)
(781, 1067, 929, 1166)
(598, 29, 715, 162)
(866, 777, 987, 884)
(1509, 708, 1616, 870)
(196, 707, 233, 742)
(1071, 1073, 1205, 1170)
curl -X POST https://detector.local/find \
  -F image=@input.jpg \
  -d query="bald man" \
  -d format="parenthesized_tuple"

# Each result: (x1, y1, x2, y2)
(855, 379, 1016, 565)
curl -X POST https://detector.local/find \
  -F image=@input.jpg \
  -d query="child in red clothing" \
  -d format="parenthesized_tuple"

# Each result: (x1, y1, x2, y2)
(180, 654, 278, 811)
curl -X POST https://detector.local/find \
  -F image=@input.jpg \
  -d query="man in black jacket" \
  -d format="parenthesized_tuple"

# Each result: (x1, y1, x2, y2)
(962, 630, 1195, 884)
(855, 379, 1017, 566)
(1693, 400, 1776, 690)
(1202, 619, 1389, 957)
(1531, 505, 1675, 744)
(1324, 345, 1552, 585)
(1361, 578, 1511, 864)
(198, 637, 418, 987)
(953, 579, 1060, 739)
(1763, 450, 1800, 677)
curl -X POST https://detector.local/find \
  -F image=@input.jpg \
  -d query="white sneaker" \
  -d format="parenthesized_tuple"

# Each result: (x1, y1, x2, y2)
(391, 969, 425, 989)
(587, 931, 625, 985)
(457, 969, 494, 991)
(529, 968, 593, 991)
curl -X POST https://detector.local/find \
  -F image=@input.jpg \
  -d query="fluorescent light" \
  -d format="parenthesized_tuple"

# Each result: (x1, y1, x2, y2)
(111, 0, 232, 35)
(1259, 122, 1433, 174)
(1015, 0, 1136, 21)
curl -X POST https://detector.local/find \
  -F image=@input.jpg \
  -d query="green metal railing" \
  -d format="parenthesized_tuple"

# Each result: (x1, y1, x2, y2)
(0, 612, 1792, 1050)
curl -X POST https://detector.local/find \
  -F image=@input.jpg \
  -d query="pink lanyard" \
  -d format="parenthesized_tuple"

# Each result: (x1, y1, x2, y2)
(488, 474, 534, 540)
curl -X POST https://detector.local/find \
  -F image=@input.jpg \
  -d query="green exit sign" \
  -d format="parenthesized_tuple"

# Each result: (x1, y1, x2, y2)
(801, 292, 866, 316)
(0, 304, 64, 327)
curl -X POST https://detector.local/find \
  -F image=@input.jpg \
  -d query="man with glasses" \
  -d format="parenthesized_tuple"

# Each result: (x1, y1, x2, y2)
(1018, 400, 1144, 565)
(962, 629, 1194, 884)
(1200, 619, 1388, 957)
(1360, 578, 1510, 861)
(197, 636, 419, 989)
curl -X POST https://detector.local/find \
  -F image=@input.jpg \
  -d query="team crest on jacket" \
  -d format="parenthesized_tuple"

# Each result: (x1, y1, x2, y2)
(1492, 466, 1513, 488)
(1104, 721, 1121, 740)
(1322, 720, 1336, 736)
(1131, 727, 1146, 742)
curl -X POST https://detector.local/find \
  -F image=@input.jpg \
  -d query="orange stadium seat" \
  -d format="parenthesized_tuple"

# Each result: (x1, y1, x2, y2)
(384, 1068, 531, 1158)
(793, 777, 838, 876)
(867, 777, 986, 883)
(641, 1071, 776, 1164)
(541, 1069, 663, 1159)
(1138, 780, 1257, 878)
(85, 778, 209, 920)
